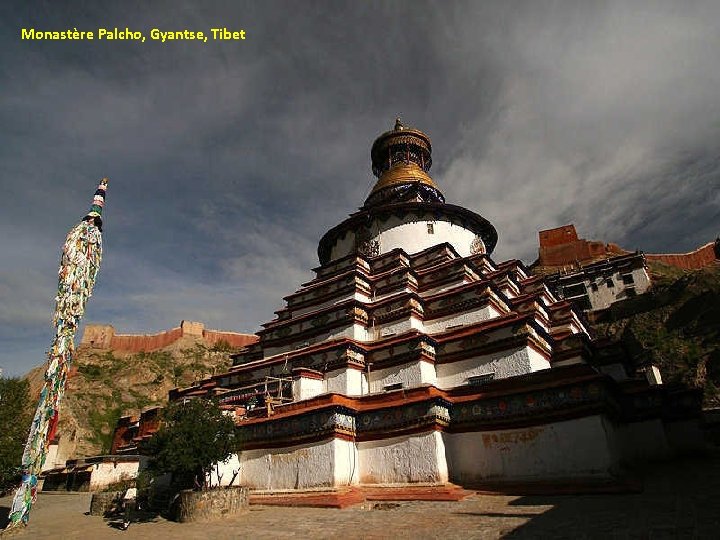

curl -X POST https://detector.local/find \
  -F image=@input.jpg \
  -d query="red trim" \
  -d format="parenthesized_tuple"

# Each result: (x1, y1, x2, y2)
(236, 373, 619, 450)
(237, 365, 601, 425)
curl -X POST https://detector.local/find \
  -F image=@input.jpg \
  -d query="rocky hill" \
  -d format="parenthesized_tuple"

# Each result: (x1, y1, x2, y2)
(24, 336, 240, 463)
(593, 262, 720, 406)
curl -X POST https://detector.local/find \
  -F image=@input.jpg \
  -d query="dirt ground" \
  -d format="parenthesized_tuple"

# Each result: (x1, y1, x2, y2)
(2, 451, 720, 539)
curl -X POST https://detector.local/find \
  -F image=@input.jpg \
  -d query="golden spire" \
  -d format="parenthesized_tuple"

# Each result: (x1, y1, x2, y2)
(366, 119, 439, 203)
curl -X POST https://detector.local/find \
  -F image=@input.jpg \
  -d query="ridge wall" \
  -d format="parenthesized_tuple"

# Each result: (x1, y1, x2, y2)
(538, 224, 718, 271)
(80, 320, 258, 353)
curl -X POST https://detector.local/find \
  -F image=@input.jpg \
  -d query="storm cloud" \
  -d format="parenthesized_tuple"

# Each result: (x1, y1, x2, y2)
(0, 1, 718, 375)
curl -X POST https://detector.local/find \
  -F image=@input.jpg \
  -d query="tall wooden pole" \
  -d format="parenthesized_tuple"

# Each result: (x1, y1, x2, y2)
(6, 179, 108, 529)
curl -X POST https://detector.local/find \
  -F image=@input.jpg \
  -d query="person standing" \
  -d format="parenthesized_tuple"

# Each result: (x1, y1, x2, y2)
(121, 486, 137, 531)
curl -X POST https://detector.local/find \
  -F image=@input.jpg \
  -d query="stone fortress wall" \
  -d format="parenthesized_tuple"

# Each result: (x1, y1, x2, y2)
(644, 241, 719, 270)
(79, 320, 257, 353)
(538, 224, 718, 271)
(538, 225, 627, 268)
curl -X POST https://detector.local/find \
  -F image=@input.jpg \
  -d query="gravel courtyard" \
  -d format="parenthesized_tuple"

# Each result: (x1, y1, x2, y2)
(2, 450, 719, 539)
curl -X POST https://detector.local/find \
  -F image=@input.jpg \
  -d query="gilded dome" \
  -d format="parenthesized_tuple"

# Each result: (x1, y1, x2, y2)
(317, 119, 498, 264)
(365, 119, 443, 207)
(372, 162, 436, 192)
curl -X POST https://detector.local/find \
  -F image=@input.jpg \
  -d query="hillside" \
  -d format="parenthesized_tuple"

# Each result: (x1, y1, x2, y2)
(24, 336, 240, 463)
(593, 262, 720, 406)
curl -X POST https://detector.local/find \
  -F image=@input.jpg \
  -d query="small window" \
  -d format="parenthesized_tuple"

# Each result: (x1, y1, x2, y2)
(621, 273, 635, 285)
(606, 278, 614, 288)
(563, 283, 587, 298)
(590, 283, 599, 292)
(467, 373, 495, 386)
(383, 382, 403, 392)
(427, 223, 434, 234)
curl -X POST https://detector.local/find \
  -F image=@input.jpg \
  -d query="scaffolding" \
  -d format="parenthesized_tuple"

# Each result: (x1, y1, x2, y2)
(263, 376, 293, 416)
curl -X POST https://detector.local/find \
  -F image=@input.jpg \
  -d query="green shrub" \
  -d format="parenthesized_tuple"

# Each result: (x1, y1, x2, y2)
(0, 378, 32, 491)
(145, 399, 236, 490)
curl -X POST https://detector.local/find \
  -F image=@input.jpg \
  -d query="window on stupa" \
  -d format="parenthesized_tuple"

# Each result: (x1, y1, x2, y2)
(427, 223, 434, 234)
(467, 373, 495, 386)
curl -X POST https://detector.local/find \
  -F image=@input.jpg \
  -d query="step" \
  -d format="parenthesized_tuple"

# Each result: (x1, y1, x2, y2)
(249, 484, 474, 508)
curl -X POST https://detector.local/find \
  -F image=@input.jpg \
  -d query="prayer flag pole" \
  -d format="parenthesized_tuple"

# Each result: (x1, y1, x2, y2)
(6, 179, 108, 529)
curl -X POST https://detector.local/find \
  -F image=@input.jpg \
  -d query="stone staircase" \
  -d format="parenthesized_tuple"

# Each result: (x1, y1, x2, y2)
(249, 483, 474, 508)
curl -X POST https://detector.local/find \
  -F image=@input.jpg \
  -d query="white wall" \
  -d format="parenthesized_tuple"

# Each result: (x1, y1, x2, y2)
(419, 360, 438, 387)
(207, 454, 241, 487)
(376, 220, 478, 258)
(369, 359, 435, 393)
(237, 438, 358, 490)
(325, 369, 343, 394)
(292, 376, 324, 401)
(358, 431, 448, 484)
(585, 266, 652, 311)
(436, 346, 543, 389)
(88, 460, 142, 491)
(43, 443, 62, 471)
(422, 279, 473, 297)
(333, 438, 360, 486)
(331, 323, 368, 342)
(329, 216, 480, 261)
(444, 415, 620, 483)
(528, 348, 552, 372)
(291, 291, 371, 318)
(374, 317, 417, 339)
(423, 305, 501, 335)
(326, 369, 350, 394)
(329, 230, 357, 262)
(239, 439, 336, 490)
(264, 323, 368, 358)
(347, 368, 368, 396)
(372, 304, 502, 341)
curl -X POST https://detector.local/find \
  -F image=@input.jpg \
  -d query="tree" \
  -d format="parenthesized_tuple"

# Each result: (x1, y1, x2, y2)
(0, 377, 32, 492)
(145, 398, 236, 490)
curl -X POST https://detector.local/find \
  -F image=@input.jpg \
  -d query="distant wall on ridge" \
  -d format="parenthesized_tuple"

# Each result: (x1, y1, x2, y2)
(536, 224, 718, 272)
(80, 320, 258, 353)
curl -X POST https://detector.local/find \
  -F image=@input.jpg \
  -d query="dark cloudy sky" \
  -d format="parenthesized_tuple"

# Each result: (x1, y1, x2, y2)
(1, 1, 718, 376)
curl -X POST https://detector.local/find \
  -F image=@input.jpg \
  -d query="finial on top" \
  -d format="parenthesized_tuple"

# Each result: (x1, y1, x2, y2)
(394, 117, 405, 131)
(83, 178, 108, 230)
